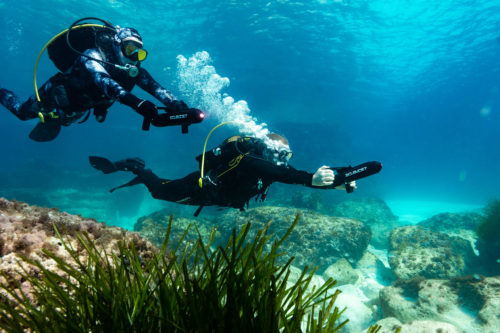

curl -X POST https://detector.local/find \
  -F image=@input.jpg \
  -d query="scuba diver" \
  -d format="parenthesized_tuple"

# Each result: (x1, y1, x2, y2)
(0, 17, 204, 141)
(89, 134, 382, 216)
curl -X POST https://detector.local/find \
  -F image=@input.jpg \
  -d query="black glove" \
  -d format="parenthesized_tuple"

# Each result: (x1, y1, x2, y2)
(136, 100, 159, 120)
(120, 93, 159, 120)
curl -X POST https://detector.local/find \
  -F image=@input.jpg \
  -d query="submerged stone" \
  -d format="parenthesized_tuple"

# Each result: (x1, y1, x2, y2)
(379, 276, 500, 333)
(214, 206, 371, 271)
(322, 258, 359, 286)
(389, 225, 477, 280)
(332, 197, 400, 249)
(0, 197, 157, 305)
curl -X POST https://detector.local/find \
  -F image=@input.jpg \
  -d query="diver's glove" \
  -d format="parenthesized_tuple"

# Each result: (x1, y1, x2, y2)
(120, 93, 159, 130)
(135, 100, 159, 120)
(133, 100, 160, 131)
(121, 93, 159, 120)
(312, 166, 335, 186)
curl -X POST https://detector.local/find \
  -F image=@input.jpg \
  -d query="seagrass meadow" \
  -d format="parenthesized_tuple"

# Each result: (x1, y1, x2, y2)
(0, 201, 387, 332)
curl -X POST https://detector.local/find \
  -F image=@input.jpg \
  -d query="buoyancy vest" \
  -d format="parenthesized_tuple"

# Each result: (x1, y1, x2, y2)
(46, 26, 139, 115)
(195, 136, 272, 209)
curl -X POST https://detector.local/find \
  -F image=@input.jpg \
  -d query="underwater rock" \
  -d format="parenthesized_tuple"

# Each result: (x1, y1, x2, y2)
(418, 212, 483, 231)
(379, 276, 500, 333)
(0, 197, 157, 304)
(335, 284, 374, 332)
(356, 247, 396, 284)
(389, 226, 476, 280)
(133, 208, 215, 249)
(289, 189, 326, 211)
(331, 197, 399, 249)
(354, 250, 394, 305)
(214, 206, 371, 271)
(418, 212, 483, 252)
(2, 185, 145, 228)
(322, 258, 359, 286)
(475, 200, 500, 276)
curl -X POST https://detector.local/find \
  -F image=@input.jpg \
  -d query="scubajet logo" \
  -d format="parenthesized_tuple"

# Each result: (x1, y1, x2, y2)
(170, 114, 188, 120)
(345, 166, 367, 177)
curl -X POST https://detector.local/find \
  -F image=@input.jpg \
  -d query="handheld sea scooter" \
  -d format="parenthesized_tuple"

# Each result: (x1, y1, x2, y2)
(324, 161, 383, 193)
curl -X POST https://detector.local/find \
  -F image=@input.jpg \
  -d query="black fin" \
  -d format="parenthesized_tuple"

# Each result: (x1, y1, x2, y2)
(89, 156, 117, 174)
(29, 118, 61, 142)
(115, 157, 145, 171)
(109, 176, 142, 193)
(194, 205, 204, 217)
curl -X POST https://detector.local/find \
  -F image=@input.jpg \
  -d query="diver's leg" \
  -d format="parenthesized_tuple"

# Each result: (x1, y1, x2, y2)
(1, 74, 72, 121)
(133, 169, 201, 203)
(0, 76, 63, 121)
(90, 156, 202, 204)
(0, 89, 40, 120)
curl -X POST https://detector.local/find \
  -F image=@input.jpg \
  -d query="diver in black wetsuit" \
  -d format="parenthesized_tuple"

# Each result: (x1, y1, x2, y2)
(89, 134, 358, 216)
(0, 20, 200, 141)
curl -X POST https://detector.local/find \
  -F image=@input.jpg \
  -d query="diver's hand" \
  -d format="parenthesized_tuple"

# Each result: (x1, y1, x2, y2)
(136, 100, 159, 120)
(312, 166, 335, 186)
(347, 181, 357, 190)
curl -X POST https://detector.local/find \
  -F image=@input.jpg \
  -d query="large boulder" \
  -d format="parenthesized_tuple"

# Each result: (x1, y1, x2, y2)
(332, 197, 400, 249)
(0, 198, 157, 304)
(418, 212, 483, 231)
(356, 249, 395, 285)
(418, 212, 483, 252)
(322, 258, 359, 286)
(335, 284, 374, 332)
(389, 226, 477, 280)
(134, 208, 215, 249)
(214, 206, 371, 271)
(379, 276, 500, 333)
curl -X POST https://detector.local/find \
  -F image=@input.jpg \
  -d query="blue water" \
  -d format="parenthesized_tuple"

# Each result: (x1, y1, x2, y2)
(0, 0, 499, 227)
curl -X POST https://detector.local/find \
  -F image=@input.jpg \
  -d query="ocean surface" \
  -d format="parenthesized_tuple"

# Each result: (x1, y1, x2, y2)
(0, 0, 498, 227)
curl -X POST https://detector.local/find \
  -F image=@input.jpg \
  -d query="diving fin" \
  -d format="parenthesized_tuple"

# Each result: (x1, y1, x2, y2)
(89, 156, 146, 174)
(29, 117, 61, 142)
(89, 156, 118, 174)
(109, 176, 143, 193)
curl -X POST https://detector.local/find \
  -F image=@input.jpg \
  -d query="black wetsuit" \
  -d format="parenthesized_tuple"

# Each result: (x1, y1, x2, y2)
(128, 155, 314, 211)
(0, 47, 175, 125)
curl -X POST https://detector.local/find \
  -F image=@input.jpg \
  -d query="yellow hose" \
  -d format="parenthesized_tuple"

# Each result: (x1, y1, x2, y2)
(33, 24, 107, 103)
(199, 121, 234, 188)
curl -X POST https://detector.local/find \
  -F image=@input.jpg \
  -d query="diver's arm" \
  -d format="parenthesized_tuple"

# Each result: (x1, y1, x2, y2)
(136, 68, 176, 105)
(81, 50, 131, 102)
(245, 159, 355, 189)
(81, 50, 158, 118)
(244, 159, 313, 186)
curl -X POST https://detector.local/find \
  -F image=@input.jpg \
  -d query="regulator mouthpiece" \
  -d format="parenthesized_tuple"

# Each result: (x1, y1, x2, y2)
(116, 64, 139, 77)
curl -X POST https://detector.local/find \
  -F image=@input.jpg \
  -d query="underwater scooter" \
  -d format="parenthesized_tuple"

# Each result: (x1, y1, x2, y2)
(323, 161, 382, 193)
(141, 106, 205, 133)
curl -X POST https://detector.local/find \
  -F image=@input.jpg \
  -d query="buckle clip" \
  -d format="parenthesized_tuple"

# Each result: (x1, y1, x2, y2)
(37, 111, 60, 123)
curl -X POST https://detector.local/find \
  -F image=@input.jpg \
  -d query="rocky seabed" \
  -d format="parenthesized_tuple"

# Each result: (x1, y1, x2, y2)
(1, 197, 498, 332)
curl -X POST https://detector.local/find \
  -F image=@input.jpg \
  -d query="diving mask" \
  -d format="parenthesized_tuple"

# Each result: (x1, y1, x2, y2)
(278, 149, 293, 163)
(122, 41, 148, 62)
(264, 146, 293, 166)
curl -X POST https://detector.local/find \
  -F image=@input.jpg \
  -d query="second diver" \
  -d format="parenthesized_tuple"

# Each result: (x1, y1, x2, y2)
(0, 18, 203, 141)
(90, 134, 382, 216)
